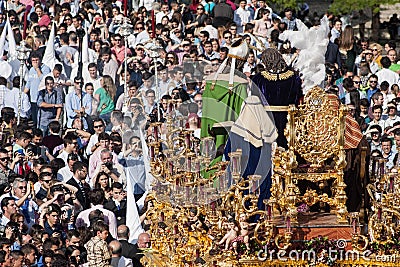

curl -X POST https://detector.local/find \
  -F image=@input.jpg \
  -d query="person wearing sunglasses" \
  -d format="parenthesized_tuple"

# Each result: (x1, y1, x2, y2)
(370, 43, 383, 69)
(0, 149, 13, 187)
(366, 74, 379, 102)
(35, 172, 54, 205)
(9, 178, 38, 228)
(111, 33, 132, 65)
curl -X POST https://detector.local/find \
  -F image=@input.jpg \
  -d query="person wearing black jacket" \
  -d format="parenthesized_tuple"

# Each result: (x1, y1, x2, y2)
(66, 162, 90, 209)
(117, 225, 139, 263)
(104, 182, 127, 226)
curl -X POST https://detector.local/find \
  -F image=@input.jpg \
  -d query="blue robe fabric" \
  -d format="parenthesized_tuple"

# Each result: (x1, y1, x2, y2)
(251, 71, 302, 148)
(225, 132, 272, 211)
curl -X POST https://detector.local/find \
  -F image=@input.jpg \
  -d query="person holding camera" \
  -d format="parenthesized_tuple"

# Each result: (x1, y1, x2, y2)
(89, 133, 116, 178)
(91, 149, 126, 188)
(65, 77, 92, 130)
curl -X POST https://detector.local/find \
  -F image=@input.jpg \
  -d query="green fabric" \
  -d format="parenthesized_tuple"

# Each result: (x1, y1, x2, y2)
(96, 87, 115, 115)
(389, 63, 400, 72)
(200, 79, 248, 151)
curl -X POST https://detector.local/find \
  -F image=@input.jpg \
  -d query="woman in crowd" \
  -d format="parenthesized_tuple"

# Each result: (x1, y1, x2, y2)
(339, 25, 357, 72)
(370, 42, 383, 69)
(253, 8, 272, 40)
(186, 4, 207, 31)
(95, 75, 116, 130)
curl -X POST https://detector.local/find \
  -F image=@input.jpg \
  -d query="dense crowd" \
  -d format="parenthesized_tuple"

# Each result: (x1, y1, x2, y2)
(0, 0, 396, 266)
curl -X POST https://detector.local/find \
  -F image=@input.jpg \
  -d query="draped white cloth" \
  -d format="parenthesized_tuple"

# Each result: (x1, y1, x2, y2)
(231, 95, 278, 147)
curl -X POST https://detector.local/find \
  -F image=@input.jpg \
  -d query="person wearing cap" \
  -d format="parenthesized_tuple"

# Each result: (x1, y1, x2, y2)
(65, 77, 92, 130)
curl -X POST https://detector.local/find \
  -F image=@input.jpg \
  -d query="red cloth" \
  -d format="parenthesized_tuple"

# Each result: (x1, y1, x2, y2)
(344, 114, 363, 149)
(327, 94, 362, 149)
(38, 15, 51, 27)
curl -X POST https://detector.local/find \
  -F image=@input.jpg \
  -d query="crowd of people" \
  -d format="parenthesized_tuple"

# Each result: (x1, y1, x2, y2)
(0, 0, 395, 265)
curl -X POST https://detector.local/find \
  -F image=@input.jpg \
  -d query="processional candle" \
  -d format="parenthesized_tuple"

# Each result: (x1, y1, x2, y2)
(286, 216, 291, 232)
(390, 176, 394, 192)
(185, 132, 191, 148)
(153, 125, 159, 141)
(149, 146, 155, 160)
(267, 204, 272, 220)
(378, 207, 382, 221)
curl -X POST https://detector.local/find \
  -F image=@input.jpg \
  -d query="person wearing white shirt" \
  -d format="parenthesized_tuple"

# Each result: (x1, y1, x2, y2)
(385, 103, 400, 128)
(57, 153, 78, 182)
(330, 19, 342, 43)
(8, 76, 31, 119)
(84, 63, 102, 92)
(133, 22, 150, 47)
(38, 64, 72, 95)
(86, 118, 106, 156)
(158, 67, 170, 98)
(366, 105, 386, 133)
(56, 134, 81, 165)
(234, 0, 251, 34)
(156, 3, 172, 24)
(376, 57, 400, 88)
(203, 18, 219, 39)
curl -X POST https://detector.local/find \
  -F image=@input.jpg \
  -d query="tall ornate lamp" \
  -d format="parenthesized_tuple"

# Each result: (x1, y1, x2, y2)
(119, 18, 133, 108)
(16, 41, 31, 125)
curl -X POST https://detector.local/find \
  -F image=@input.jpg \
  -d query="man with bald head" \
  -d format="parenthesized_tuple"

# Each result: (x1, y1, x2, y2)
(109, 240, 132, 267)
(117, 225, 137, 260)
(132, 233, 151, 266)
(137, 233, 151, 249)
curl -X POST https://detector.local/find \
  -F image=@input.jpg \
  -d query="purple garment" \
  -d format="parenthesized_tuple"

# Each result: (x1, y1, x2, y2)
(251, 71, 302, 148)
